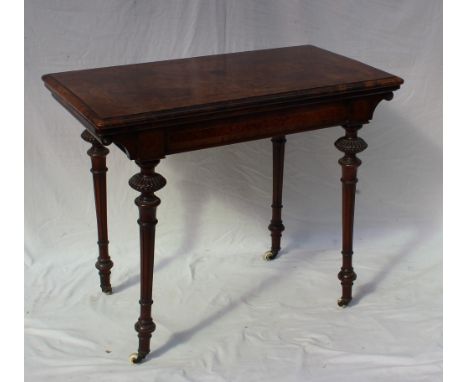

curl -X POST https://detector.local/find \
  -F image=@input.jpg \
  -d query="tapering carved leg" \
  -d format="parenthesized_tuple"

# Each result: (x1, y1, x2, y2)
(81, 130, 113, 294)
(334, 125, 367, 307)
(128, 160, 166, 364)
(264, 135, 286, 261)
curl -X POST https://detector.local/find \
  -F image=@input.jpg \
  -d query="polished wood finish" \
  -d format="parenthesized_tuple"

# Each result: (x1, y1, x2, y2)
(42, 45, 403, 363)
(128, 160, 166, 363)
(42, 45, 402, 134)
(81, 130, 113, 294)
(42, 45, 402, 164)
(267, 136, 286, 260)
(334, 124, 368, 306)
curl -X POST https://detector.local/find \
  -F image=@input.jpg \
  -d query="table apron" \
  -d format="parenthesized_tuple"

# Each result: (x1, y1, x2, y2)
(110, 94, 388, 160)
(165, 95, 383, 155)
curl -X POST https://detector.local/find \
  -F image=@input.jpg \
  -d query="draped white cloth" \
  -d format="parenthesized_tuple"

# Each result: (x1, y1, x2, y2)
(25, 1, 442, 381)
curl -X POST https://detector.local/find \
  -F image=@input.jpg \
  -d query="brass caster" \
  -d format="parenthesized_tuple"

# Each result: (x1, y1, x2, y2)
(129, 352, 144, 364)
(263, 250, 277, 261)
(102, 286, 113, 295)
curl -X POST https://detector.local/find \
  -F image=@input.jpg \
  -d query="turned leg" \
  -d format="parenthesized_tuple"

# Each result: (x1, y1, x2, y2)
(334, 124, 367, 307)
(128, 160, 166, 363)
(81, 130, 113, 294)
(264, 135, 286, 261)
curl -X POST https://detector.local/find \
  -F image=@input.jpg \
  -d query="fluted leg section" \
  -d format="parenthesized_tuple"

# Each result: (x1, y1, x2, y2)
(265, 135, 286, 261)
(81, 130, 113, 294)
(128, 160, 166, 363)
(334, 125, 367, 307)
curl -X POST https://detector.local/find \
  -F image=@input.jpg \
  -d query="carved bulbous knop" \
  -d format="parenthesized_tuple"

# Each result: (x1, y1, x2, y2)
(129, 172, 167, 195)
(334, 136, 368, 156)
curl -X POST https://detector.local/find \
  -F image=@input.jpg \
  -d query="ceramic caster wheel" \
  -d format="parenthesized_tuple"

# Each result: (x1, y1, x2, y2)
(263, 250, 277, 261)
(129, 352, 138, 364)
(129, 352, 144, 364)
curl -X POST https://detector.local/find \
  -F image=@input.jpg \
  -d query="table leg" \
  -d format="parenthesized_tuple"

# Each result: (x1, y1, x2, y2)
(264, 135, 286, 261)
(128, 160, 166, 363)
(334, 125, 367, 306)
(81, 130, 113, 294)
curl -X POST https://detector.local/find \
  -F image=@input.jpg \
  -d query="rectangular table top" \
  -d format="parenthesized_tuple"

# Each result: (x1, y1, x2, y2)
(42, 45, 402, 133)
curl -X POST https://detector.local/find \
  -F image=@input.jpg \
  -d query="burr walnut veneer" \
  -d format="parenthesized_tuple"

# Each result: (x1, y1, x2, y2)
(42, 45, 403, 363)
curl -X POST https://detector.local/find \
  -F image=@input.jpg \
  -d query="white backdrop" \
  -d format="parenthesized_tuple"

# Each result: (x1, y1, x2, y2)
(25, 1, 442, 381)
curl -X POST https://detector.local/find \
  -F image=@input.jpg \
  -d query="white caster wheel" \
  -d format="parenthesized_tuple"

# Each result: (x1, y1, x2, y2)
(129, 352, 139, 364)
(263, 250, 276, 261)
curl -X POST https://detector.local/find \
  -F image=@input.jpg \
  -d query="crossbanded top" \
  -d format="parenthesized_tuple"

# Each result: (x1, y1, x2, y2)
(42, 45, 403, 132)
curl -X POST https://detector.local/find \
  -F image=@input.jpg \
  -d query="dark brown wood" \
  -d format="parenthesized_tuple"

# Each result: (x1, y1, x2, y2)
(81, 130, 113, 294)
(265, 136, 286, 260)
(42, 45, 403, 363)
(108, 91, 392, 162)
(334, 124, 368, 306)
(42, 45, 403, 143)
(128, 160, 166, 363)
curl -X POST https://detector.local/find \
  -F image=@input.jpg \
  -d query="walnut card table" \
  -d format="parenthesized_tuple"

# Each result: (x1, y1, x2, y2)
(42, 45, 403, 363)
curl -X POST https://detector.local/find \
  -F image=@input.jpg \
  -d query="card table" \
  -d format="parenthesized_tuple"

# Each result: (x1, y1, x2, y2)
(42, 45, 403, 363)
